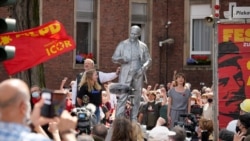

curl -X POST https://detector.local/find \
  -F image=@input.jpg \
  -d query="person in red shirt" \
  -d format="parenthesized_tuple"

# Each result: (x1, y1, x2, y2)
(30, 85, 41, 110)
(65, 90, 73, 112)
(59, 77, 74, 112)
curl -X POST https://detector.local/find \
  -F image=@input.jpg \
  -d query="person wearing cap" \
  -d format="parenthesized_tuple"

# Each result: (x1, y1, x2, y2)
(204, 87, 212, 93)
(201, 94, 208, 106)
(190, 94, 203, 119)
(227, 99, 250, 133)
(191, 89, 202, 106)
(218, 41, 246, 126)
(190, 94, 197, 106)
(148, 126, 174, 141)
(239, 99, 250, 115)
(202, 92, 213, 120)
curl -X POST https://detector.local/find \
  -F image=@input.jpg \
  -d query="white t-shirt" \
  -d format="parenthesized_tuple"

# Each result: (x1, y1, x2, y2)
(109, 93, 117, 109)
(226, 119, 237, 133)
(71, 81, 77, 105)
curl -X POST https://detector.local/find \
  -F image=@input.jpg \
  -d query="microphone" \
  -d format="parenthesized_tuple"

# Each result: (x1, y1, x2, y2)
(85, 103, 96, 115)
(109, 83, 135, 95)
(219, 128, 234, 141)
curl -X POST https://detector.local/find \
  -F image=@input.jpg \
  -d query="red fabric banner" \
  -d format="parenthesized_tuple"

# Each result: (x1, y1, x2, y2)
(218, 24, 250, 128)
(0, 20, 75, 75)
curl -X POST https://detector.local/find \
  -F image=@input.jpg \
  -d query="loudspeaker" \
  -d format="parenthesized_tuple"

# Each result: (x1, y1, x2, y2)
(204, 15, 214, 26)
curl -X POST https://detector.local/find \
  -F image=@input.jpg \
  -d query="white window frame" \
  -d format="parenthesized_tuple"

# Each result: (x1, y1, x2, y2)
(131, 1, 148, 43)
(74, 0, 95, 66)
(190, 4, 212, 57)
(76, 20, 93, 53)
(76, 0, 93, 12)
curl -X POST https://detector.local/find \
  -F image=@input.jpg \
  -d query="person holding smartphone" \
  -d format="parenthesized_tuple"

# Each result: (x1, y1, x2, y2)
(77, 69, 102, 124)
(0, 79, 54, 141)
(233, 113, 250, 141)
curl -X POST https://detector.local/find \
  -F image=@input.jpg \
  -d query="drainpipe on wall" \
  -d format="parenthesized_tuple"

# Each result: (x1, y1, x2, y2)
(212, 0, 219, 140)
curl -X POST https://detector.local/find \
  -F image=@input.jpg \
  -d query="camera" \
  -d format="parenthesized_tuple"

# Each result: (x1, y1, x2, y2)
(174, 114, 198, 139)
(108, 83, 135, 95)
(71, 103, 96, 135)
(191, 104, 203, 116)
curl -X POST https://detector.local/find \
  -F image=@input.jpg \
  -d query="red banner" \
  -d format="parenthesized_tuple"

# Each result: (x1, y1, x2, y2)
(0, 20, 75, 75)
(218, 24, 250, 128)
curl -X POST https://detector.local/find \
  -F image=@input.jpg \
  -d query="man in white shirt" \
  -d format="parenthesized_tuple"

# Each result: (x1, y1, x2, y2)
(72, 58, 120, 107)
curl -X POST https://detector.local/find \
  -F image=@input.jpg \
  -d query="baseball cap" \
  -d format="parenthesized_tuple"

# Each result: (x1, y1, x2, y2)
(201, 94, 208, 98)
(191, 94, 197, 100)
(202, 92, 213, 99)
(240, 99, 250, 113)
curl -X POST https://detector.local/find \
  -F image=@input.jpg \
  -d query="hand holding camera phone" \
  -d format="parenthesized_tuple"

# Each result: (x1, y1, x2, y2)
(41, 89, 67, 118)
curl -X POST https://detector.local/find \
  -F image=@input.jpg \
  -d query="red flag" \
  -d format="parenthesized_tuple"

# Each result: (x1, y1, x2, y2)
(0, 20, 76, 75)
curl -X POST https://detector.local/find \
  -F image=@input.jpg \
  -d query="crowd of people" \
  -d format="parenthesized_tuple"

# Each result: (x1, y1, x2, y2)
(1, 63, 250, 141)
(0, 68, 226, 141)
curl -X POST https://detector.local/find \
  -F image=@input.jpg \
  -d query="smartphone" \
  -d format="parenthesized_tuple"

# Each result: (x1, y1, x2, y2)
(41, 89, 67, 118)
(201, 130, 209, 141)
(52, 90, 67, 116)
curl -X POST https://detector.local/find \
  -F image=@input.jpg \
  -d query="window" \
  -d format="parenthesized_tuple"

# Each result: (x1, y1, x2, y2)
(188, 4, 212, 65)
(192, 19, 211, 53)
(131, 1, 148, 43)
(75, 0, 96, 65)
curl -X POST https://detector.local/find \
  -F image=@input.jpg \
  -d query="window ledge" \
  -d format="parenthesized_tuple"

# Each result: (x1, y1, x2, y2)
(73, 63, 98, 69)
(183, 65, 212, 70)
(73, 64, 84, 69)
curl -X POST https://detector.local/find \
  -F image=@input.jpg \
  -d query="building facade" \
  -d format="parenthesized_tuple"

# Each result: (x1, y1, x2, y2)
(0, 0, 249, 90)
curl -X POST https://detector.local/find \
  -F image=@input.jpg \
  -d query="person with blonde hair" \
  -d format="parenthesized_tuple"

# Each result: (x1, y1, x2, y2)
(202, 92, 213, 120)
(77, 69, 102, 124)
(132, 122, 145, 141)
(73, 58, 120, 107)
(197, 118, 214, 141)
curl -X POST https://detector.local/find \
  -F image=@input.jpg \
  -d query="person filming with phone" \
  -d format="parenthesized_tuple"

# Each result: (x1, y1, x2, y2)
(0, 78, 78, 141)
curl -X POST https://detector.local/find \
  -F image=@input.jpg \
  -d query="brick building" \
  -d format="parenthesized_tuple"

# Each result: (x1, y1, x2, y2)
(0, 0, 249, 90)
